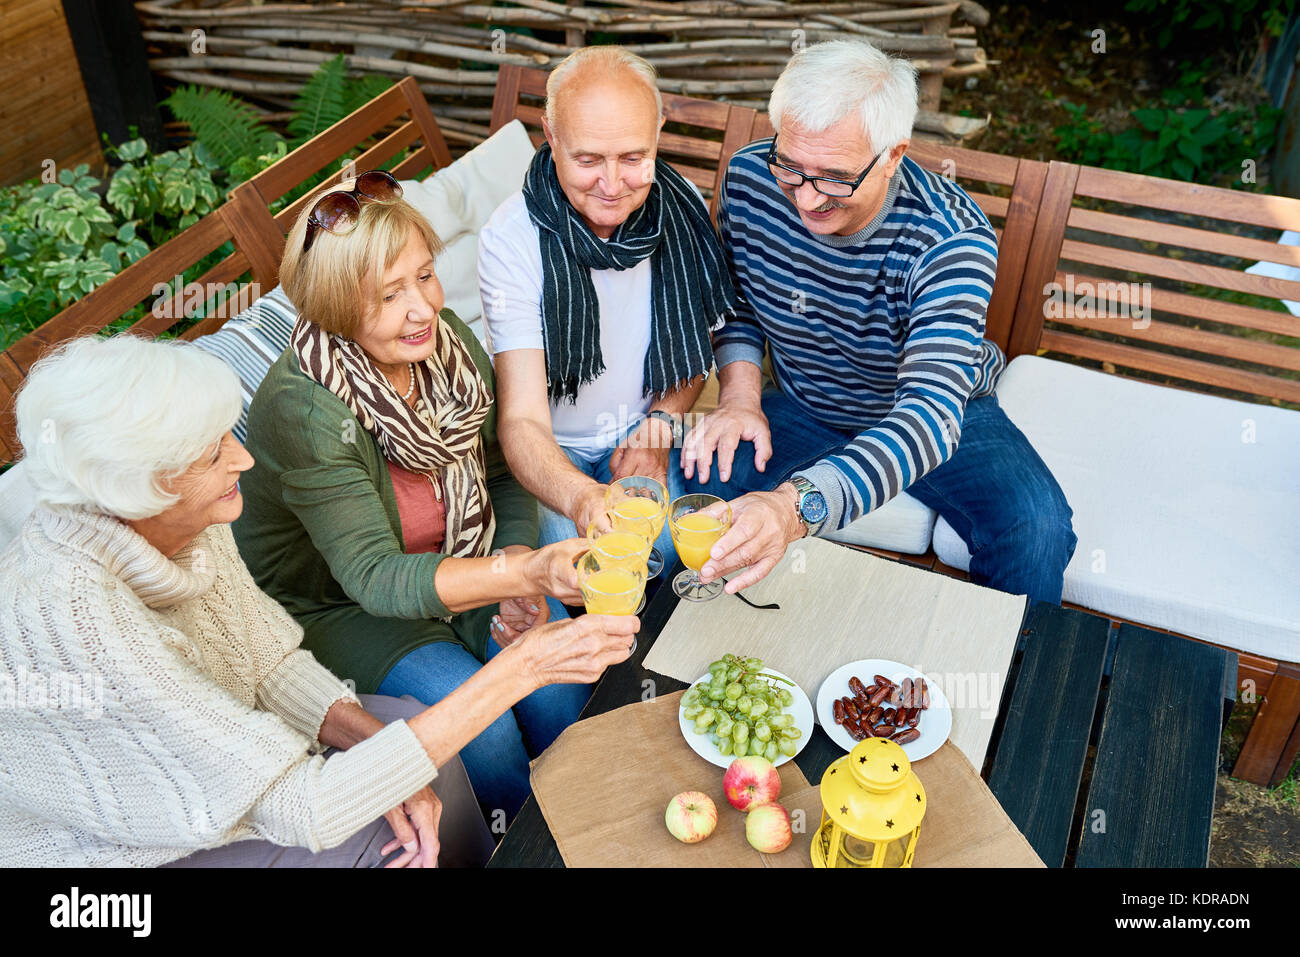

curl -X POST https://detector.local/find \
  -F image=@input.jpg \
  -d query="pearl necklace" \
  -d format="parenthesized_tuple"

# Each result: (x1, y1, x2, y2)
(403, 363, 417, 402)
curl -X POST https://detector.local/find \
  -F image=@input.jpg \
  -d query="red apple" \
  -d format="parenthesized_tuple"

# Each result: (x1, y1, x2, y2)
(723, 756, 781, 812)
(665, 791, 718, 844)
(746, 801, 793, 853)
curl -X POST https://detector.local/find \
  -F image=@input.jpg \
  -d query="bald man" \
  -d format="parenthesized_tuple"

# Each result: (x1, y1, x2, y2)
(479, 46, 736, 582)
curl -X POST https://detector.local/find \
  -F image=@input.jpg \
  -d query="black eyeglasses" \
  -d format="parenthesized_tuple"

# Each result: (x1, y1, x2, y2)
(765, 140, 886, 197)
(302, 170, 403, 253)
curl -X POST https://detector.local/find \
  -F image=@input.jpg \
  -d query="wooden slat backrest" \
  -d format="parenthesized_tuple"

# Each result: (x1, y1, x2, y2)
(488, 65, 756, 220)
(0, 76, 452, 464)
(747, 112, 1036, 352)
(1010, 160, 1300, 405)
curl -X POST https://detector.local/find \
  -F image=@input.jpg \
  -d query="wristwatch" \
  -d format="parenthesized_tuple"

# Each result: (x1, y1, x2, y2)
(787, 475, 828, 538)
(645, 409, 683, 445)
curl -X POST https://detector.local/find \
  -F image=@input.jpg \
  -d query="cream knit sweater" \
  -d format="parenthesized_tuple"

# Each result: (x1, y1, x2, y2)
(0, 506, 440, 867)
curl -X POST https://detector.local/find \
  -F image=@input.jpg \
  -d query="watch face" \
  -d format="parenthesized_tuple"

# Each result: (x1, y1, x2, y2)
(800, 492, 828, 525)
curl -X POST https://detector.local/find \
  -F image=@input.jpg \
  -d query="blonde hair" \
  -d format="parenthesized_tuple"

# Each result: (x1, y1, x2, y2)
(16, 335, 242, 519)
(545, 46, 663, 133)
(279, 183, 445, 339)
(769, 40, 918, 152)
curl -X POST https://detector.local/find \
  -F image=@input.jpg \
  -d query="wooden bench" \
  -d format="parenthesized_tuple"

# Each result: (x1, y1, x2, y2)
(2, 70, 1295, 789)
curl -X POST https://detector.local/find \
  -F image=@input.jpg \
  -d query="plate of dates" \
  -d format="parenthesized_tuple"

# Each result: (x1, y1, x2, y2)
(815, 659, 951, 762)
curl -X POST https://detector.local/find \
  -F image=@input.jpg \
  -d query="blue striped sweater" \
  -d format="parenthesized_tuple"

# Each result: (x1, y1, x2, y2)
(714, 140, 1005, 531)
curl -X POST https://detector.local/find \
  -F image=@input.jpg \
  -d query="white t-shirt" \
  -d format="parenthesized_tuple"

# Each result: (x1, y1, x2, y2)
(478, 191, 654, 459)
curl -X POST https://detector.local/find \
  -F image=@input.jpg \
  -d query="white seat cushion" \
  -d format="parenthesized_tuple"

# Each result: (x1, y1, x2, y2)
(826, 492, 937, 555)
(931, 355, 1300, 662)
(400, 119, 536, 336)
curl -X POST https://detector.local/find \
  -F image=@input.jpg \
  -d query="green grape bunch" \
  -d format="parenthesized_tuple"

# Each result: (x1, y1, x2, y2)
(680, 653, 802, 762)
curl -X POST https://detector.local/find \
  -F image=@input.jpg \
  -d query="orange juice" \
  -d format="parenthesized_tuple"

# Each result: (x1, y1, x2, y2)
(592, 531, 652, 568)
(613, 495, 666, 539)
(581, 567, 644, 615)
(672, 512, 725, 570)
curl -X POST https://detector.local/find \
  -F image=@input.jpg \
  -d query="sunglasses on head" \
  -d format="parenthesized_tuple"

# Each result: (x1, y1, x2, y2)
(302, 170, 403, 253)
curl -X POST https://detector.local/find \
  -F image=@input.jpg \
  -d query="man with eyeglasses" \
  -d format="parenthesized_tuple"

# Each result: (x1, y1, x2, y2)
(682, 39, 1077, 604)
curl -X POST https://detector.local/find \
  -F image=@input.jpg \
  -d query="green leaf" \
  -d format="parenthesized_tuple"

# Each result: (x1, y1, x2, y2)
(116, 221, 137, 243)
(288, 54, 351, 144)
(1157, 125, 1180, 151)
(1177, 138, 1202, 165)
(1133, 108, 1165, 132)
(64, 216, 90, 245)
(1194, 118, 1228, 145)
(1171, 158, 1194, 180)
(1180, 109, 1210, 130)
(116, 138, 148, 161)
(1136, 140, 1160, 171)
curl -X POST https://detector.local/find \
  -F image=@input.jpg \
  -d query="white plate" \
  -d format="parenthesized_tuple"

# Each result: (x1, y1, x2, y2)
(678, 667, 814, 768)
(815, 659, 952, 762)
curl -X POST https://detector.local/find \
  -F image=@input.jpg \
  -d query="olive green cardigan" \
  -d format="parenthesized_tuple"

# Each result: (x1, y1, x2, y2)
(232, 310, 538, 693)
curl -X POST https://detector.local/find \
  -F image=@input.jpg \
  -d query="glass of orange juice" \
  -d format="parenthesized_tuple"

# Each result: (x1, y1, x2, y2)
(668, 494, 732, 602)
(578, 551, 646, 653)
(605, 477, 668, 578)
(586, 520, 652, 614)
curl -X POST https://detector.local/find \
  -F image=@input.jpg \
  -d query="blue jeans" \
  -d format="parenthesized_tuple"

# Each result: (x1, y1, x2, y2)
(537, 443, 686, 569)
(686, 388, 1077, 605)
(375, 635, 591, 822)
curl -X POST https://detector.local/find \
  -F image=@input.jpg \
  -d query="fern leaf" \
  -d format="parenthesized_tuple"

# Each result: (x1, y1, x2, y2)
(163, 86, 282, 174)
(288, 55, 351, 145)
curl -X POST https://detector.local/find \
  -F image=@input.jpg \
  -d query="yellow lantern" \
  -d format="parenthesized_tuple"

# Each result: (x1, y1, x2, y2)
(812, 737, 926, 868)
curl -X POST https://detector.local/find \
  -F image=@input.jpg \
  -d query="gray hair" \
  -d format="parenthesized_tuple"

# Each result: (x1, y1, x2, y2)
(545, 46, 663, 131)
(768, 40, 918, 151)
(15, 335, 243, 519)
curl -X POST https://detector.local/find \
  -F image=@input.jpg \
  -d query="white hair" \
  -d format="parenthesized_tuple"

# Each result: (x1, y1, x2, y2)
(15, 335, 242, 519)
(768, 40, 918, 151)
(545, 45, 663, 131)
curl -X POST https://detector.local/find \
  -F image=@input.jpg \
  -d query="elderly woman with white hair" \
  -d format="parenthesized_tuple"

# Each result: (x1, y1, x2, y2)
(0, 334, 636, 867)
(684, 38, 1077, 605)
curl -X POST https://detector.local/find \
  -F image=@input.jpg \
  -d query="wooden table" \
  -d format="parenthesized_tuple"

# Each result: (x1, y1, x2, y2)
(489, 561, 1236, 868)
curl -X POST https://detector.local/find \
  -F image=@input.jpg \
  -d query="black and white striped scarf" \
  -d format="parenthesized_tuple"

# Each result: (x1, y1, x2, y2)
(522, 143, 734, 404)
(291, 313, 496, 559)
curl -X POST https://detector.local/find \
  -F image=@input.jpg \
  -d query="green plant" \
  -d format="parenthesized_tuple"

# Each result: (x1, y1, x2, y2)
(1053, 70, 1284, 185)
(0, 165, 135, 343)
(104, 137, 223, 246)
(289, 54, 394, 146)
(1125, 0, 1296, 46)
(164, 54, 396, 197)
(162, 85, 284, 183)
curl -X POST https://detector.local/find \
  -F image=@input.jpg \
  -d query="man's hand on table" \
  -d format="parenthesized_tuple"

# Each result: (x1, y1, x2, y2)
(681, 402, 772, 485)
(699, 482, 805, 592)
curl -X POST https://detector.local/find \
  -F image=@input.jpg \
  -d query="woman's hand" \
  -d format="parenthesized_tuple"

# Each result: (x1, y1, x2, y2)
(514, 614, 641, 687)
(492, 594, 550, 648)
(523, 538, 588, 605)
(380, 784, 442, 868)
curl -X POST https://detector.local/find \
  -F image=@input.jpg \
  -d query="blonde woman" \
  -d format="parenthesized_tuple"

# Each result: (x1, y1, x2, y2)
(0, 334, 636, 867)
(234, 172, 603, 821)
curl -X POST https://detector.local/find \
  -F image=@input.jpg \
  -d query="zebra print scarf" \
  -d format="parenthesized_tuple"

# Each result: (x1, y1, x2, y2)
(522, 143, 734, 404)
(290, 313, 496, 559)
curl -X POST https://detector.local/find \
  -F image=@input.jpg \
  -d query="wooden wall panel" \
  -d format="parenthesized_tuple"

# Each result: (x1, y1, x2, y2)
(0, 0, 104, 186)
